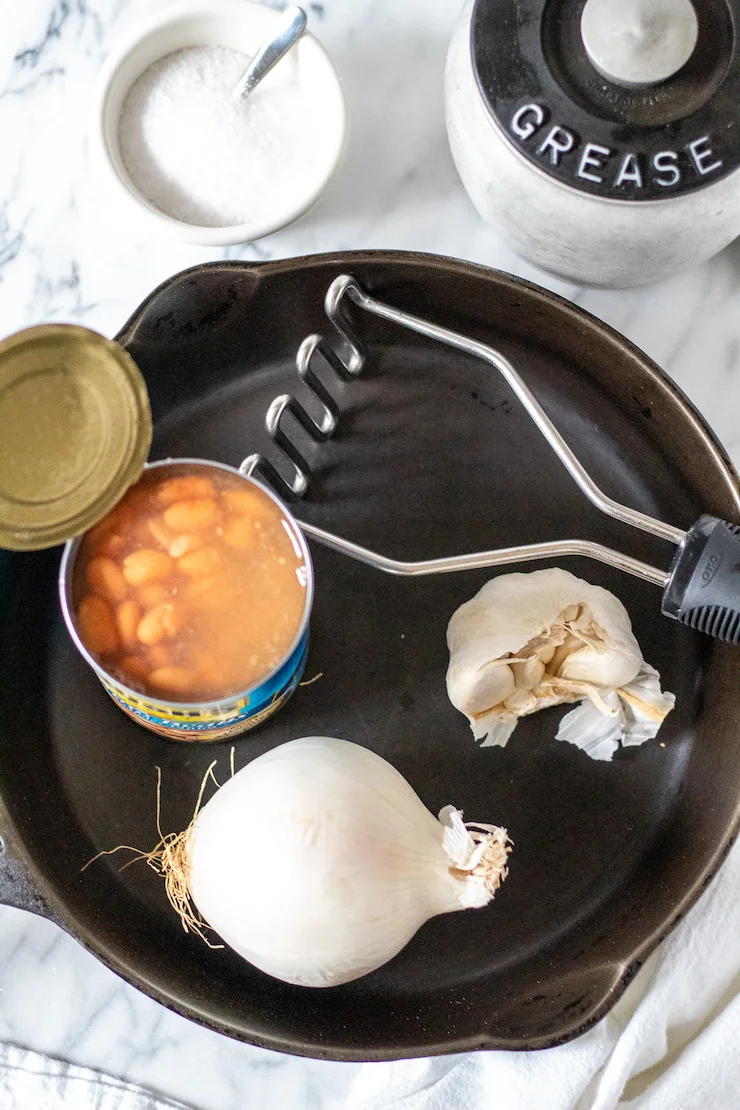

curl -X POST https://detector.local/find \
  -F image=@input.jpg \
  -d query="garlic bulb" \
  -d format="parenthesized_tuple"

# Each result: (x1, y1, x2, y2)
(446, 569, 675, 760)
(185, 737, 510, 987)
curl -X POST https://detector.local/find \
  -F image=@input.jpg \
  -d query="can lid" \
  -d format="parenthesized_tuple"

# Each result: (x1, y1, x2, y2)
(0, 324, 152, 551)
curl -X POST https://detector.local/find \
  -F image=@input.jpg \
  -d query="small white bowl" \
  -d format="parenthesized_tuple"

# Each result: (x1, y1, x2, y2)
(91, 1, 348, 246)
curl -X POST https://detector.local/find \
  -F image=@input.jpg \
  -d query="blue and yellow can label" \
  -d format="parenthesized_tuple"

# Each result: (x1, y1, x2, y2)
(97, 632, 309, 741)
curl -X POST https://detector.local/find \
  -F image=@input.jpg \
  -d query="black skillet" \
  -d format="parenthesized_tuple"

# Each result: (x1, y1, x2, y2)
(1, 251, 739, 1061)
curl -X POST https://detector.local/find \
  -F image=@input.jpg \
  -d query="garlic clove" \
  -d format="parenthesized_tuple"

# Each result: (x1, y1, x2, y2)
(559, 643, 641, 690)
(503, 688, 538, 715)
(446, 658, 515, 717)
(511, 655, 545, 688)
(548, 633, 586, 675)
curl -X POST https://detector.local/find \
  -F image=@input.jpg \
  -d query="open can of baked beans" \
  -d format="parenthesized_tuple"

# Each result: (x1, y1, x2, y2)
(59, 459, 313, 742)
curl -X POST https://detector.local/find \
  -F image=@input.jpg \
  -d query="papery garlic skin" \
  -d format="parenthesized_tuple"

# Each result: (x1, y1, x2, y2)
(555, 662, 676, 760)
(186, 737, 509, 987)
(446, 569, 674, 759)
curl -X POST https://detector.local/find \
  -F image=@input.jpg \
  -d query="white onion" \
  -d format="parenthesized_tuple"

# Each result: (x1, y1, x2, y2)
(184, 737, 510, 987)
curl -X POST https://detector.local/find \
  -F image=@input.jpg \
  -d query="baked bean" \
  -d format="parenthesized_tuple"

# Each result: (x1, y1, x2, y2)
(156, 476, 216, 505)
(102, 501, 136, 537)
(163, 499, 218, 533)
(221, 488, 273, 518)
(177, 546, 221, 578)
(149, 666, 196, 698)
(192, 651, 222, 689)
(116, 599, 141, 652)
(185, 575, 219, 600)
(147, 643, 172, 670)
(137, 583, 168, 608)
(123, 549, 173, 586)
(87, 556, 128, 603)
(118, 655, 150, 685)
(137, 603, 181, 646)
(148, 518, 175, 551)
(83, 517, 115, 550)
(78, 596, 120, 656)
(97, 533, 125, 559)
(168, 533, 203, 559)
(84, 505, 131, 549)
(223, 516, 255, 549)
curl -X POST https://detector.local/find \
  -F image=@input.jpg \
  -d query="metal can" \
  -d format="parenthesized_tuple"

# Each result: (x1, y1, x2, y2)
(59, 459, 314, 742)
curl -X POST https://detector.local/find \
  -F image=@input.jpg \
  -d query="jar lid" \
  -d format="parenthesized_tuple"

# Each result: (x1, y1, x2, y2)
(0, 324, 152, 551)
(471, 0, 740, 202)
(580, 0, 698, 87)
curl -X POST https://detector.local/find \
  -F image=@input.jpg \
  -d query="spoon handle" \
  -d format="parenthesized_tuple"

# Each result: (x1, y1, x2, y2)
(233, 6, 308, 101)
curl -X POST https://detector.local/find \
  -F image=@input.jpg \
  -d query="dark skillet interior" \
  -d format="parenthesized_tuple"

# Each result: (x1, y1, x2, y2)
(1, 252, 740, 1061)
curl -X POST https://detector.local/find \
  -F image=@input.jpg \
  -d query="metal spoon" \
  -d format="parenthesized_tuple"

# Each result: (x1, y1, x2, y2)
(233, 6, 308, 101)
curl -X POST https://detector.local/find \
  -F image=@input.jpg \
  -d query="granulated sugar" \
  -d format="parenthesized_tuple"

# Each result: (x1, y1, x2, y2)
(117, 44, 336, 229)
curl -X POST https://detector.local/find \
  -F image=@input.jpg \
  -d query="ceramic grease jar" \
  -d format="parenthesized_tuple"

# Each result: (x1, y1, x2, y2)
(445, 0, 740, 287)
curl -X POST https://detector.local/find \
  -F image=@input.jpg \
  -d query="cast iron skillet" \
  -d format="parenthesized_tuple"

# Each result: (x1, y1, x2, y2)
(1, 251, 739, 1061)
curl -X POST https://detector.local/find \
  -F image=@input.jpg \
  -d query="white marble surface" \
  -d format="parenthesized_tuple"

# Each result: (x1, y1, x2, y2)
(1, 1, 740, 1107)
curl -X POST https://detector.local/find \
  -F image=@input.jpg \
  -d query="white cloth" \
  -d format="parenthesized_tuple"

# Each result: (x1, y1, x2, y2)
(347, 836, 740, 1110)
(1, 838, 739, 1110)
(0, 1043, 193, 1110)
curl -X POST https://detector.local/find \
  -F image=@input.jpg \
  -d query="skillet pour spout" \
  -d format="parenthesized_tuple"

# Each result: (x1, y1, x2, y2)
(0, 251, 739, 1061)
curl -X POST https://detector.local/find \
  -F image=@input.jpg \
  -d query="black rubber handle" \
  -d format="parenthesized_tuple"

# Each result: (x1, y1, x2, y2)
(662, 515, 740, 643)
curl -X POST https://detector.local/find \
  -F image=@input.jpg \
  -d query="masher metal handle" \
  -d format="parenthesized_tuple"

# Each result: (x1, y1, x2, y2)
(297, 521, 668, 586)
(299, 517, 740, 644)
